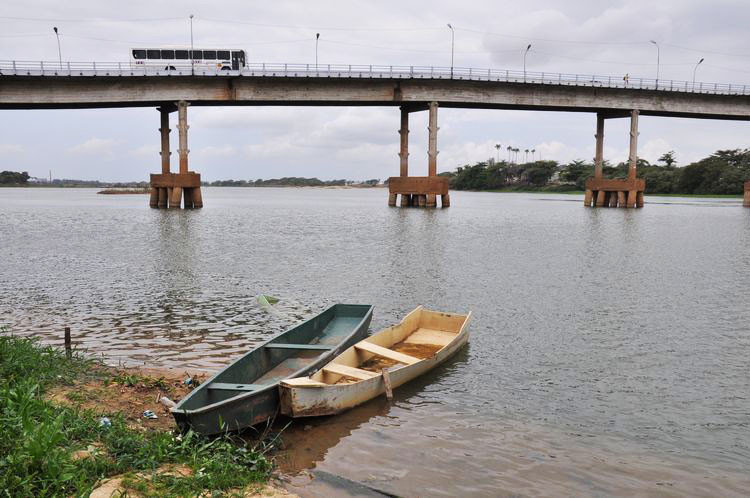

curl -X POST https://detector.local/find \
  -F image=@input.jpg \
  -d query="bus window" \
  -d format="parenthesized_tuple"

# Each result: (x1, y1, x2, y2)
(147, 49, 160, 59)
(132, 49, 146, 59)
(203, 50, 216, 59)
(217, 50, 230, 60)
(175, 50, 189, 59)
(161, 49, 175, 59)
(190, 50, 203, 59)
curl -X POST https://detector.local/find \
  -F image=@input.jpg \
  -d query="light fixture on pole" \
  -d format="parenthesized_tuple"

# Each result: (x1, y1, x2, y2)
(189, 15, 194, 75)
(523, 44, 531, 82)
(692, 57, 704, 88)
(315, 33, 320, 69)
(447, 23, 455, 78)
(649, 40, 660, 88)
(53, 26, 62, 69)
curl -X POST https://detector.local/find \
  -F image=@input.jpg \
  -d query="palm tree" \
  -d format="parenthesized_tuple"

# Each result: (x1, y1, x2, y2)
(506, 145, 512, 162)
(531, 148, 536, 161)
(514, 148, 520, 163)
(524, 149, 529, 162)
(495, 143, 501, 163)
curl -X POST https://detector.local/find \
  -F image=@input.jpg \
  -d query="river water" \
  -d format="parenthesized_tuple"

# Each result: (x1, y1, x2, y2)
(1, 187, 749, 496)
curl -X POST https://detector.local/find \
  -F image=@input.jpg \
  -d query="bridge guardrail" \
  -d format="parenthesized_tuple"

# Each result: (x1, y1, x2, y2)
(0, 60, 746, 96)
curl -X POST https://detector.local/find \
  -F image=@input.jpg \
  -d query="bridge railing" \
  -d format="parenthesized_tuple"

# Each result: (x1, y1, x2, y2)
(0, 60, 747, 96)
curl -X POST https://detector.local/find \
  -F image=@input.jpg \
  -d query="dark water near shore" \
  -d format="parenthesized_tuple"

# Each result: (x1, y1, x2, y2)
(1, 187, 749, 496)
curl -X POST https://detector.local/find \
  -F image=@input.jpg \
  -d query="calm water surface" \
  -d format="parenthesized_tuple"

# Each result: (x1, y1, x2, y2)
(1, 187, 749, 496)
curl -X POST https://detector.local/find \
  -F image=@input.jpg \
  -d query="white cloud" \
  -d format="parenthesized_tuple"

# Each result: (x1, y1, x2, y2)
(0, 144, 24, 154)
(128, 144, 157, 157)
(195, 145, 237, 157)
(67, 138, 120, 158)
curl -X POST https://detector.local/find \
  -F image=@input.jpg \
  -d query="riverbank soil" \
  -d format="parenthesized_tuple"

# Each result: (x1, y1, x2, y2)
(46, 365, 203, 432)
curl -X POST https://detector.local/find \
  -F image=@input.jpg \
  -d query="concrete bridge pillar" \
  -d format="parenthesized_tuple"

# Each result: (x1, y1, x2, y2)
(149, 100, 202, 209)
(426, 101, 439, 207)
(391, 106, 410, 207)
(150, 107, 173, 207)
(584, 109, 645, 208)
(387, 102, 450, 208)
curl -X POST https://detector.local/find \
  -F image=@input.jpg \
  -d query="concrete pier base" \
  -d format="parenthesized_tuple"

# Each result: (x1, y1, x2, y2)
(151, 172, 202, 209)
(389, 176, 450, 208)
(584, 178, 645, 208)
(744, 181, 750, 207)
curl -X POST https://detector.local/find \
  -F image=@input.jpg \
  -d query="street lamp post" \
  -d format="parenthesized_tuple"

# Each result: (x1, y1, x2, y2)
(53, 27, 62, 69)
(315, 33, 320, 70)
(189, 15, 194, 75)
(523, 44, 531, 82)
(692, 57, 704, 88)
(650, 40, 660, 89)
(447, 23, 455, 78)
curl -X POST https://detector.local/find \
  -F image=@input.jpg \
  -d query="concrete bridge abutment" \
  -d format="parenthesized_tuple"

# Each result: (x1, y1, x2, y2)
(744, 181, 750, 207)
(388, 102, 450, 208)
(584, 110, 645, 208)
(149, 100, 203, 209)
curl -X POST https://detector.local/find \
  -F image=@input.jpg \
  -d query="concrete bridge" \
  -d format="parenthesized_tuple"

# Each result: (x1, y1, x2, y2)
(2, 61, 750, 208)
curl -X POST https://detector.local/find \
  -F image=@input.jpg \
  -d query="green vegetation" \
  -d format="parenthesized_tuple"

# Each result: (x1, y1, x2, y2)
(444, 149, 750, 195)
(0, 330, 271, 497)
(0, 170, 30, 184)
(210, 177, 348, 187)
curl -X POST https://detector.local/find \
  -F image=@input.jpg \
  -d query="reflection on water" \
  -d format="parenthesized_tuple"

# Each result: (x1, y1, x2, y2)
(1, 187, 749, 496)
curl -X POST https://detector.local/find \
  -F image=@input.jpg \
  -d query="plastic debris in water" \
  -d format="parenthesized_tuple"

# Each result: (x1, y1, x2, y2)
(143, 410, 158, 419)
(257, 294, 280, 307)
(99, 417, 112, 428)
(184, 377, 193, 386)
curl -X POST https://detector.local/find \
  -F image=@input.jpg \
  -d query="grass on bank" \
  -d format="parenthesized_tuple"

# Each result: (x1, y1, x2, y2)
(0, 330, 272, 497)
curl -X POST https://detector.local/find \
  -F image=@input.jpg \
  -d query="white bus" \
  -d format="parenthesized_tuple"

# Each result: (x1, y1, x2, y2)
(130, 48, 247, 71)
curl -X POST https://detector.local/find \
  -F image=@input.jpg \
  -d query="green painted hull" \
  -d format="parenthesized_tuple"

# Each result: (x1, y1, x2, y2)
(171, 304, 373, 435)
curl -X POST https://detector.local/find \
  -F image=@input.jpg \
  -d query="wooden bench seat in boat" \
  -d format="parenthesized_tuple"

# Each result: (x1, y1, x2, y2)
(354, 341, 420, 365)
(322, 363, 381, 380)
(264, 343, 334, 351)
(404, 328, 456, 347)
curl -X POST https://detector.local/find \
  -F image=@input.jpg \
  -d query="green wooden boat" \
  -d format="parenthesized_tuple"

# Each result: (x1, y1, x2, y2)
(171, 304, 373, 435)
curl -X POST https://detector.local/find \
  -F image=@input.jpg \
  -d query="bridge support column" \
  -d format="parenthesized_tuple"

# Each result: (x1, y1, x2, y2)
(149, 101, 203, 209)
(388, 102, 449, 207)
(426, 101, 438, 207)
(585, 110, 645, 208)
(744, 181, 750, 207)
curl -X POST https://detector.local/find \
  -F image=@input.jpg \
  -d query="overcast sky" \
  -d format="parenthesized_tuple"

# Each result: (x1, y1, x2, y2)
(2, 0, 750, 181)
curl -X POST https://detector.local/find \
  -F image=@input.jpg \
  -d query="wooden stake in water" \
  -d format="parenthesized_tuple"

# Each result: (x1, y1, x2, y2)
(382, 369, 393, 400)
(64, 327, 71, 359)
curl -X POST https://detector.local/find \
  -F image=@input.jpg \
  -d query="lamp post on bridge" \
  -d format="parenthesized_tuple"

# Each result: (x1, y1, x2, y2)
(189, 14, 194, 75)
(52, 27, 62, 69)
(447, 23, 455, 78)
(650, 40, 660, 89)
(523, 44, 531, 82)
(692, 57, 704, 88)
(315, 33, 320, 70)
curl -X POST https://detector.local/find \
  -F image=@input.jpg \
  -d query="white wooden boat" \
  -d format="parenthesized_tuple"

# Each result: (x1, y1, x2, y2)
(279, 306, 471, 417)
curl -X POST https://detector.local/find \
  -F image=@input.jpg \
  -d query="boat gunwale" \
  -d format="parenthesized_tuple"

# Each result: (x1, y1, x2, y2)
(281, 307, 472, 390)
(171, 303, 374, 416)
